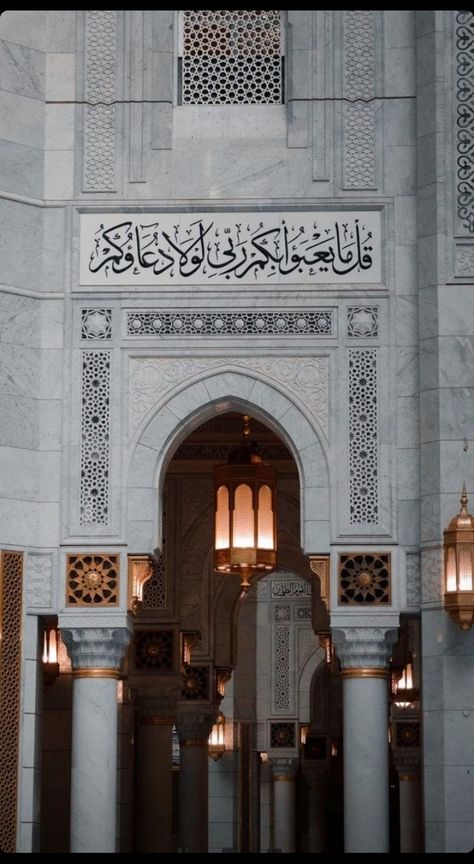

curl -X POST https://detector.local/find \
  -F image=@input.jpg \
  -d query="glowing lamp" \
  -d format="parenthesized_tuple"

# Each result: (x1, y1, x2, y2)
(444, 484, 474, 630)
(208, 711, 226, 761)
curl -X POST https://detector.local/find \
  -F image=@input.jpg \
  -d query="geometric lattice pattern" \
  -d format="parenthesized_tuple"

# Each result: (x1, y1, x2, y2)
(339, 553, 390, 605)
(143, 489, 167, 609)
(396, 722, 421, 749)
(84, 11, 117, 191)
(274, 626, 290, 711)
(349, 349, 378, 524)
(127, 310, 333, 337)
(67, 553, 119, 605)
(181, 665, 209, 701)
(0, 551, 23, 853)
(456, 12, 474, 233)
(134, 630, 174, 671)
(181, 10, 282, 105)
(270, 721, 295, 748)
(81, 308, 112, 340)
(347, 306, 378, 338)
(80, 351, 110, 525)
(343, 11, 375, 189)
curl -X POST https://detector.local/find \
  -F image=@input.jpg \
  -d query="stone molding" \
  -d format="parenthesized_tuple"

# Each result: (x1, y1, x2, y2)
(61, 626, 131, 670)
(332, 625, 398, 670)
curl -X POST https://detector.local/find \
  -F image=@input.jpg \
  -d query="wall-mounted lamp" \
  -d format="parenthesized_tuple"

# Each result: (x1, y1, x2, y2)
(208, 711, 226, 761)
(444, 484, 474, 630)
(214, 415, 277, 591)
(128, 555, 153, 614)
(180, 630, 200, 668)
(393, 661, 419, 709)
(42, 621, 60, 688)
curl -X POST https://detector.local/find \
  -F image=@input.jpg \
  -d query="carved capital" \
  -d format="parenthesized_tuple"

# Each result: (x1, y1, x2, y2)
(135, 684, 181, 722)
(61, 626, 131, 671)
(176, 706, 218, 742)
(271, 757, 298, 780)
(332, 626, 398, 671)
(301, 763, 329, 785)
(392, 751, 421, 780)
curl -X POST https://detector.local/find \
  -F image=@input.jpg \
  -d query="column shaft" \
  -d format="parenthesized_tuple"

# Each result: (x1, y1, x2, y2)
(342, 675, 389, 853)
(70, 676, 118, 853)
(179, 741, 209, 852)
(273, 776, 296, 853)
(135, 720, 173, 852)
(399, 777, 422, 853)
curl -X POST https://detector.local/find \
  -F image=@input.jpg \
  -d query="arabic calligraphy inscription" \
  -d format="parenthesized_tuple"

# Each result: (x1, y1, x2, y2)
(80, 212, 381, 285)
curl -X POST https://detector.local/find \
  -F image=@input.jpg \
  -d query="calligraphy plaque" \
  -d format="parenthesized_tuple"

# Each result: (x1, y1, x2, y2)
(79, 211, 382, 285)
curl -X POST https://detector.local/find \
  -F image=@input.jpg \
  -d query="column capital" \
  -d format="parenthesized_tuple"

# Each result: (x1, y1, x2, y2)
(271, 756, 299, 781)
(393, 751, 421, 780)
(176, 706, 217, 743)
(136, 684, 181, 722)
(61, 626, 131, 673)
(332, 625, 398, 672)
(301, 762, 328, 785)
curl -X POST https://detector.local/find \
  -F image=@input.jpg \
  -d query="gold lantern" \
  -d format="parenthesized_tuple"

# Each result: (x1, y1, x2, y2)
(444, 484, 474, 631)
(214, 415, 277, 590)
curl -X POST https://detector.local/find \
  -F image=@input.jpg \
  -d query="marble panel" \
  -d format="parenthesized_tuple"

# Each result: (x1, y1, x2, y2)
(38, 399, 61, 450)
(0, 342, 39, 397)
(161, 379, 210, 423)
(424, 821, 446, 855)
(415, 31, 437, 91)
(40, 350, 63, 399)
(38, 502, 60, 546)
(419, 389, 440, 444)
(0, 38, 44, 99)
(152, 10, 173, 52)
(440, 441, 474, 492)
(418, 235, 440, 290)
(417, 182, 439, 238)
(422, 654, 445, 710)
(45, 103, 74, 151)
(384, 146, 416, 196)
(444, 711, 474, 763)
(0, 393, 37, 449)
(22, 658, 41, 714)
(279, 405, 317, 452)
(0, 137, 43, 199)
(298, 442, 327, 484)
(397, 396, 420, 447)
(396, 348, 418, 395)
(204, 371, 256, 404)
(21, 711, 40, 769)
(0, 199, 43, 292)
(423, 765, 445, 822)
(0, 11, 46, 51)
(396, 296, 418, 347)
(151, 50, 172, 102)
(304, 486, 329, 516)
(383, 99, 415, 146)
(445, 822, 474, 854)
(383, 48, 415, 97)
(444, 766, 474, 823)
(0, 446, 37, 500)
(418, 285, 439, 339)
(45, 52, 74, 101)
(416, 82, 437, 137)
(303, 518, 329, 554)
(140, 405, 182, 453)
(417, 133, 438, 191)
(19, 767, 40, 823)
(397, 499, 420, 547)
(397, 448, 419, 499)
(394, 244, 417, 295)
(384, 10, 415, 48)
(0, 88, 43, 148)
(128, 519, 155, 553)
(420, 494, 442, 543)
(420, 443, 441, 496)
(423, 710, 445, 766)
(46, 10, 76, 52)
(41, 208, 67, 294)
(394, 196, 417, 245)
(415, 10, 436, 38)
(127, 486, 155, 522)
(439, 287, 474, 336)
(44, 150, 74, 200)
(439, 388, 474, 440)
(439, 337, 474, 388)
(37, 452, 60, 502)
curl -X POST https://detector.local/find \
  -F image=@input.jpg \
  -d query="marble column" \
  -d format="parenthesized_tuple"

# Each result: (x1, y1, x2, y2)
(271, 757, 298, 853)
(333, 626, 398, 854)
(61, 626, 131, 854)
(394, 753, 422, 853)
(135, 686, 180, 853)
(302, 763, 328, 853)
(176, 708, 217, 853)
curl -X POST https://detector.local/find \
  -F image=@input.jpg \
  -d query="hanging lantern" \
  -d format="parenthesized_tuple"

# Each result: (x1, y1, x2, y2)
(213, 415, 277, 590)
(444, 484, 474, 630)
(208, 711, 226, 761)
(42, 621, 60, 688)
(393, 661, 418, 709)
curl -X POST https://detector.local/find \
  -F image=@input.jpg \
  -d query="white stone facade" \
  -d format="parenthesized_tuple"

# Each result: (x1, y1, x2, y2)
(0, 9, 473, 854)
